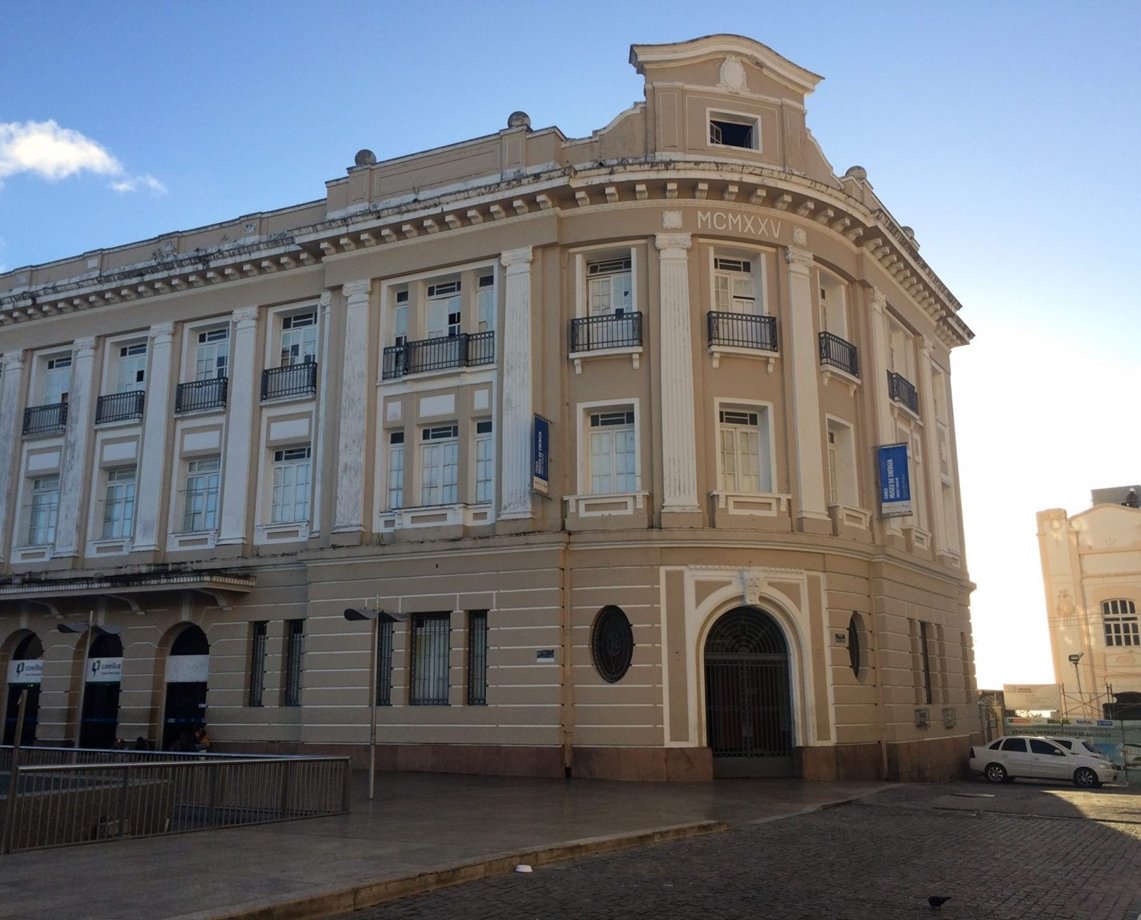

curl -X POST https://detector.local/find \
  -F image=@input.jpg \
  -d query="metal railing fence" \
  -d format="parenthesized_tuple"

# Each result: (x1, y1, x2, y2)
(1, 746, 351, 854)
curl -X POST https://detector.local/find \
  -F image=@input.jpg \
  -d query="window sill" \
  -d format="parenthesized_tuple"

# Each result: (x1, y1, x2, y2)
(255, 522, 310, 544)
(712, 491, 790, 517)
(12, 545, 53, 564)
(827, 503, 873, 540)
(167, 530, 218, 552)
(564, 492, 647, 518)
(87, 538, 133, 557)
(378, 503, 494, 532)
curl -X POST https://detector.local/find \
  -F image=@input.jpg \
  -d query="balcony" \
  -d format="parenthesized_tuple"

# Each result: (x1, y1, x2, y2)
(708, 311, 778, 351)
(176, 377, 228, 414)
(381, 331, 494, 380)
(95, 390, 145, 424)
(261, 361, 318, 400)
(569, 313, 642, 353)
(887, 371, 919, 414)
(22, 401, 68, 436)
(818, 331, 859, 377)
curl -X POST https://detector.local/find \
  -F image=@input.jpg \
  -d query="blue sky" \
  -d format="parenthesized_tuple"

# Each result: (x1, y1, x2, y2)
(3, 1, 1140, 688)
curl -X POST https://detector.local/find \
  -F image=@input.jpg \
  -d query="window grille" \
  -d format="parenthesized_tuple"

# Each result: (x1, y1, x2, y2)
(1102, 599, 1139, 647)
(248, 621, 267, 707)
(467, 611, 489, 705)
(283, 619, 304, 706)
(410, 614, 450, 705)
(376, 620, 394, 706)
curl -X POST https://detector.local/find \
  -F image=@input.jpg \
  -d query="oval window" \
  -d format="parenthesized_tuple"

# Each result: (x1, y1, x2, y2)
(591, 606, 634, 683)
(848, 612, 864, 679)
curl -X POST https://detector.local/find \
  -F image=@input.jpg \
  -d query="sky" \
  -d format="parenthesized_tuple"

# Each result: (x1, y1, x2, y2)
(2, 1, 1140, 688)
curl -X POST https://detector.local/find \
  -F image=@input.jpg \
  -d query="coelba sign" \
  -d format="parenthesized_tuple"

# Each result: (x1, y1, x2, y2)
(878, 443, 911, 517)
(697, 211, 782, 238)
(87, 657, 123, 683)
(7, 659, 44, 684)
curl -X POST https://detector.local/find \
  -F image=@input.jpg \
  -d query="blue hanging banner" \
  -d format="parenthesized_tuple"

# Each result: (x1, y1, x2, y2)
(878, 443, 911, 517)
(532, 415, 550, 495)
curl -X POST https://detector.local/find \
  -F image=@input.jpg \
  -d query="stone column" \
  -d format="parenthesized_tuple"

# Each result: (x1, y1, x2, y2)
(334, 282, 371, 537)
(131, 322, 174, 552)
(918, 339, 949, 554)
(0, 351, 26, 559)
(655, 233, 700, 515)
(868, 290, 902, 536)
(218, 306, 259, 546)
(499, 247, 533, 520)
(55, 337, 96, 557)
(783, 246, 829, 532)
(310, 291, 333, 538)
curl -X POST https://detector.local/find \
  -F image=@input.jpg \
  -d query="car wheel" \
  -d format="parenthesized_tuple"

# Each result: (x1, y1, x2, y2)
(1073, 767, 1100, 788)
(984, 762, 1007, 784)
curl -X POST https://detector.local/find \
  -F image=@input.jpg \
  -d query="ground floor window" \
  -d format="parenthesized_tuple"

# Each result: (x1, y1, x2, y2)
(411, 613, 450, 705)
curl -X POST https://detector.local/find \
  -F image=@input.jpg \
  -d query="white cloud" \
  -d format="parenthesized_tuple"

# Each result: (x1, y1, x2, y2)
(0, 120, 164, 194)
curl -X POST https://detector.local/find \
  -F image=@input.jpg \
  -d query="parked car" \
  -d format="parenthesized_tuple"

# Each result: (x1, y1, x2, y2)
(1048, 736, 1108, 759)
(969, 735, 1118, 788)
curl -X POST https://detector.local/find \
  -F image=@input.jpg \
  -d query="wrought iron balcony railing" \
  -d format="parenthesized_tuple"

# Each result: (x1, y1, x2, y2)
(175, 377, 228, 414)
(261, 361, 318, 400)
(95, 390, 145, 424)
(22, 401, 68, 436)
(887, 370, 919, 413)
(707, 311, 778, 352)
(568, 312, 642, 353)
(818, 331, 859, 377)
(381, 331, 495, 380)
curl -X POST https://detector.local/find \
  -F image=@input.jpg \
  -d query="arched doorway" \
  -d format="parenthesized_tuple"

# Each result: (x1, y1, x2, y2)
(704, 606, 794, 778)
(81, 632, 124, 748)
(162, 626, 209, 751)
(4, 633, 44, 745)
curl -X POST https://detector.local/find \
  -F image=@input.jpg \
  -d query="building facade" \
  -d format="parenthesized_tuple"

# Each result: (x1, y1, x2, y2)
(0, 35, 975, 781)
(1038, 485, 1141, 717)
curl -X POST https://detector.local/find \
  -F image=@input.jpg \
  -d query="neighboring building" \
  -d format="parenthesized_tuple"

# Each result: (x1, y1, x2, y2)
(0, 35, 975, 781)
(1038, 485, 1141, 716)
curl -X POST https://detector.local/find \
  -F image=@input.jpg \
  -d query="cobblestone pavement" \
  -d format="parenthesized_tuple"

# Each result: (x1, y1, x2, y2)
(343, 784, 1141, 920)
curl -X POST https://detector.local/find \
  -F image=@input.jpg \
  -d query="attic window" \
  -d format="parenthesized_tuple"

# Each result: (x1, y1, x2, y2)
(709, 114, 758, 151)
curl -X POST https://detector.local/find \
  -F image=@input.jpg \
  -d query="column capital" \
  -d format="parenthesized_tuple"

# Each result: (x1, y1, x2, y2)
(2, 350, 25, 372)
(319, 290, 333, 309)
(73, 336, 96, 358)
(232, 305, 259, 327)
(149, 321, 175, 345)
(501, 246, 533, 270)
(869, 287, 888, 314)
(783, 245, 814, 273)
(343, 279, 371, 302)
(655, 232, 692, 254)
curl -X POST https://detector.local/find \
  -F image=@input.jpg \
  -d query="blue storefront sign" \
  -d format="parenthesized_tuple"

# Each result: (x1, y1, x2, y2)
(878, 443, 911, 517)
(532, 415, 550, 495)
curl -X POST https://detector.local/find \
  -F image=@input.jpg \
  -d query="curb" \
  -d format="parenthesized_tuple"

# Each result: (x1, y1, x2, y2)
(208, 820, 730, 920)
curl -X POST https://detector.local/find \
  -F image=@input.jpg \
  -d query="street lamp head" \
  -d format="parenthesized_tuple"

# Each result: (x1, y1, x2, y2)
(57, 622, 123, 636)
(344, 607, 408, 623)
(1068, 653, 1083, 665)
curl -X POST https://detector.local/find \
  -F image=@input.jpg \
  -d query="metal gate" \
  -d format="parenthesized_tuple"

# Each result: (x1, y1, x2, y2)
(704, 607, 793, 777)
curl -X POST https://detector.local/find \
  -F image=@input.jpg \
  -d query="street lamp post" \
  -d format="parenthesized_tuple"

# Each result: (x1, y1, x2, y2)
(1067, 652, 1084, 717)
(344, 606, 406, 800)
(57, 613, 123, 750)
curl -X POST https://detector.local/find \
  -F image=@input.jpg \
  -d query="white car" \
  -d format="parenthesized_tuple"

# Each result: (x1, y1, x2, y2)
(969, 735, 1118, 788)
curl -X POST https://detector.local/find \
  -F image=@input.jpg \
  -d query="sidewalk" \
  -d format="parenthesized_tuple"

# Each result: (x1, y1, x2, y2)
(0, 771, 887, 920)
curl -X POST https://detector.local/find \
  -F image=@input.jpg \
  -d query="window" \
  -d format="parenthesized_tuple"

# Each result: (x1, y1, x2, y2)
(376, 619, 394, 706)
(271, 446, 311, 523)
(718, 408, 771, 493)
(999, 737, 1027, 753)
(848, 613, 864, 679)
(410, 613, 450, 705)
(195, 327, 229, 380)
(1103, 599, 1139, 647)
(588, 409, 636, 494)
(392, 289, 409, 346)
(709, 113, 758, 150)
(713, 257, 758, 314)
(283, 619, 304, 706)
(818, 272, 848, 338)
(826, 419, 857, 506)
(42, 353, 72, 405)
(248, 621, 267, 707)
(591, 606, 634, 683)
(420, 424, 458, 506)
(587, 258, 631, 316)
(116, 342, 147, 392)
(467, 611, 489, 705)
(477, 274, 495, 332)
(100, 467, 136, 540)
(386, 431, 405, 510)
(26, 476, 60, 546)
(280, 311, 317, 366)
(474, 420, 494, 504)
(426, 279, 461, 338)
(183, 457, 220, 532)
(918, 620, 933, 705)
